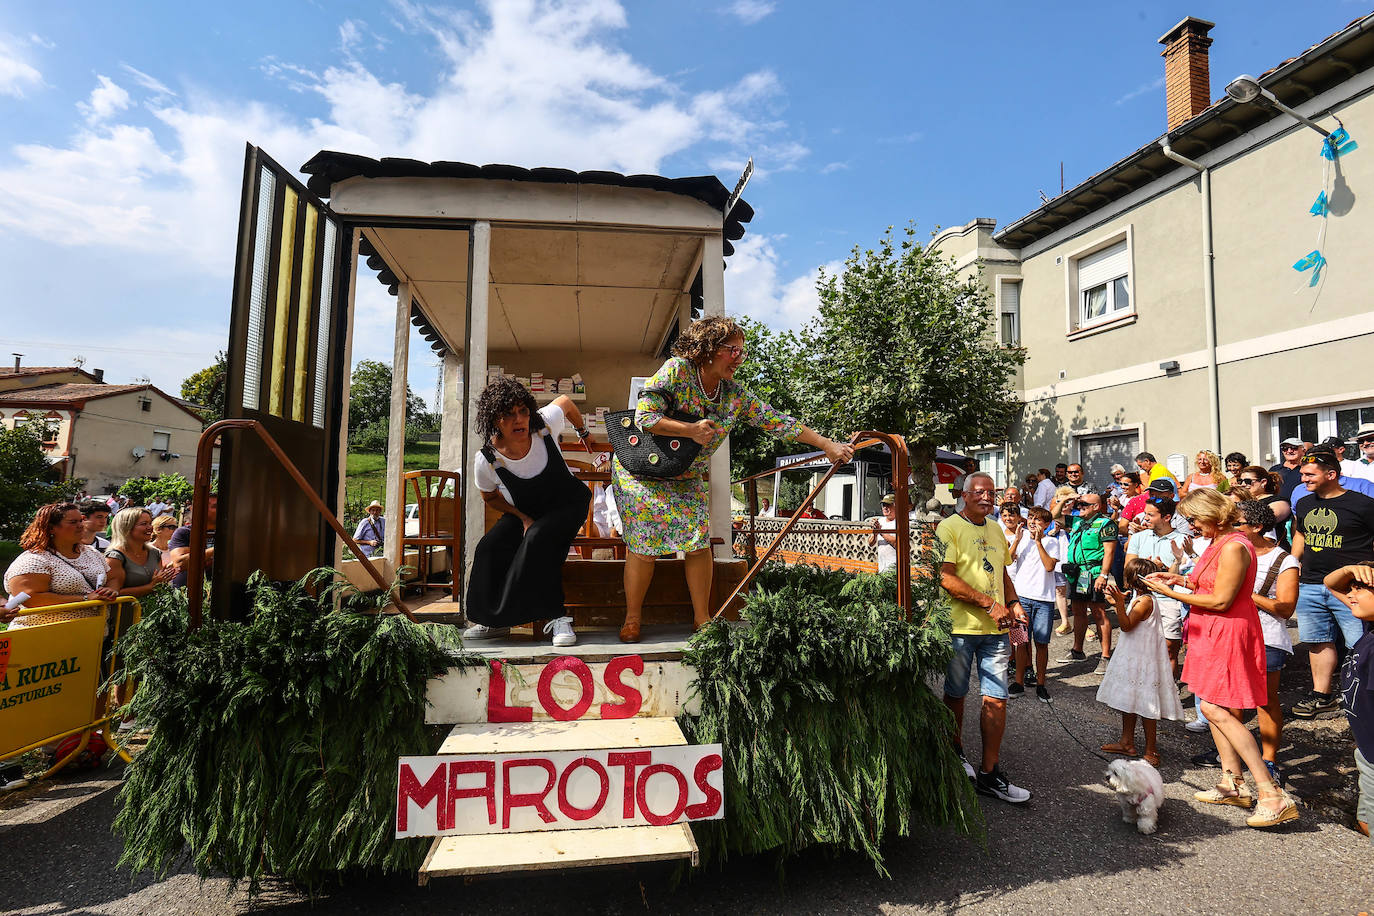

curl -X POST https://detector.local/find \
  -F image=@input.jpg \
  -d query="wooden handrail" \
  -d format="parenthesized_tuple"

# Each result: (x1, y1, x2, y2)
(188, 419, 412, 630)
(714, 431, 913, 619)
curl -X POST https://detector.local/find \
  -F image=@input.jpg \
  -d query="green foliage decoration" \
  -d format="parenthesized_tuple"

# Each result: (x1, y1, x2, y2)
(113, 570, 480, 892)
(682, 553, 983, 874)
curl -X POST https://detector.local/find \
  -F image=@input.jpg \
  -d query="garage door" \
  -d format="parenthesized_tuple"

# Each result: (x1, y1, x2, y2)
(1077, 432, 1140, 491)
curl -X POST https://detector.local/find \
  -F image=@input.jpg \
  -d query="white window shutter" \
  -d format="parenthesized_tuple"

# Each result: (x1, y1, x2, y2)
(1077, 240, 1128, 290)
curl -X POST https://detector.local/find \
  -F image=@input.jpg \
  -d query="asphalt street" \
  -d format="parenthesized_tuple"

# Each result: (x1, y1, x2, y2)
(2, 644, 1371, 915)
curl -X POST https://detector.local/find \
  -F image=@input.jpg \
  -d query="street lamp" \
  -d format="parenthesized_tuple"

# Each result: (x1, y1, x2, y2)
(1225, 74, 1331, 137)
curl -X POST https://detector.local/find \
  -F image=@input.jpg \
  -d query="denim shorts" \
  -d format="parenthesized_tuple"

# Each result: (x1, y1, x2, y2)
(1295, 582, 1365, 647)
(1264, 645, 1290, 673)
(1020, 597, 1055, 645)
(944, 633, 1011, 701)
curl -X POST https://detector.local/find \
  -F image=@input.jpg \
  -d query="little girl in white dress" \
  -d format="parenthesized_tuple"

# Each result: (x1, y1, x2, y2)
(1097, 557, 1185, 765)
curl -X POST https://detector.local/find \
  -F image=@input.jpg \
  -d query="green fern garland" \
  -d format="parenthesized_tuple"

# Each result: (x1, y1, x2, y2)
(683, 554, 983, 874)
(112, 570, 479, 892)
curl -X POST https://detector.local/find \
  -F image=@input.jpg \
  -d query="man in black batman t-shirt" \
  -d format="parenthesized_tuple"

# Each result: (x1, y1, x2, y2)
(1291, 449, 1374, 718)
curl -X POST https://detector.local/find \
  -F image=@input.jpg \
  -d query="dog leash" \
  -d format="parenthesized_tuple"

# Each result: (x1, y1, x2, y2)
(1040, 695, 1113, 764)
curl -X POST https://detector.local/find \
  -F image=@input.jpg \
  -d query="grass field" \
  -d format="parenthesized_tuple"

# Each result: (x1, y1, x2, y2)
(343, 444, 441, 508)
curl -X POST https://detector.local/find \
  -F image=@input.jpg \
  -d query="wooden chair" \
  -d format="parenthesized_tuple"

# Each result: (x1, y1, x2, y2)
(401, 469, 461, 601)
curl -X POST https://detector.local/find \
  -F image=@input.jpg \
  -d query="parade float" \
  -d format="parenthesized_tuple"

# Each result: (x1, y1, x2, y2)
(97, 145, 981, 888)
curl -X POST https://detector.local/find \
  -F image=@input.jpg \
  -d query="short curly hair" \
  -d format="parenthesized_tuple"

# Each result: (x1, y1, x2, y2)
(19, 502, 80, 553)
(476, 376, 543, 444)
(671, 316, 744, 367)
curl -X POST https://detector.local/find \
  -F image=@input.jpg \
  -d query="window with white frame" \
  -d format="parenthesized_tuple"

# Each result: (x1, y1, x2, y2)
(1075, 430, 1140, 491)
(152, 430, 171, 452)
(1074, 238, 1131, 330)
(972, 447, 1007, 489)
(1271, 401, 1374, 455)
(997, 279, 1021, 346)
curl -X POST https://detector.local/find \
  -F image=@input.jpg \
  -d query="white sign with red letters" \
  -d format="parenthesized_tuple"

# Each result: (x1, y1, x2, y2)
(425, 656, 697, 725)
(395, 744, 725, 837)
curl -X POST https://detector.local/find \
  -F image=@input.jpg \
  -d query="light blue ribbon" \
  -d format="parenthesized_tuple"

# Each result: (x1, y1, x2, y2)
(1321, 127, 1358, 160)
(1292, 249, 1326, 287)
(1309, 190, 1328, 216)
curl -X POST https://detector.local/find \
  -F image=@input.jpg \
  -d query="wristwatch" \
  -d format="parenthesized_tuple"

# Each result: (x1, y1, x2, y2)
(575, 426, 591, 439)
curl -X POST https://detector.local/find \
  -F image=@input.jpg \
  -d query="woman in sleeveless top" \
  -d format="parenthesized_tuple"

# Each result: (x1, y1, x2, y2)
(1144, 488, 1298, 827)
(105, 507, 177, 599)
(463, 378, 596, 647)
(4, 503, 117, 628)
(1179, 449, 1230, 497)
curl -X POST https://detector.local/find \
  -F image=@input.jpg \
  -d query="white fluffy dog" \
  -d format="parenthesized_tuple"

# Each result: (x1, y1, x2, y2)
(1105, 758, 1164, 835)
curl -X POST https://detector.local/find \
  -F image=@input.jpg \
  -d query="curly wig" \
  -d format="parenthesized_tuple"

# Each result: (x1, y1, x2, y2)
(671, 316, 744, 367)
(476, 376, 543, 444)
(20, 502, 80, 553)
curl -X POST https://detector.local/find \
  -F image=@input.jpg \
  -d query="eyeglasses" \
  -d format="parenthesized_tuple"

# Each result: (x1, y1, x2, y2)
(719, 344, 747, 360)
(1182, 515, 1197, 525)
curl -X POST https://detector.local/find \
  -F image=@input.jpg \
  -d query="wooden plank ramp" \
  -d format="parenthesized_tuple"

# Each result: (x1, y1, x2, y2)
(419, 716, 699, 882)
(419, 824, 698, 883)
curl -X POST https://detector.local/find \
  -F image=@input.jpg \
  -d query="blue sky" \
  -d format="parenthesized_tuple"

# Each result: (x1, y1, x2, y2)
(0, 0, 1362, 403)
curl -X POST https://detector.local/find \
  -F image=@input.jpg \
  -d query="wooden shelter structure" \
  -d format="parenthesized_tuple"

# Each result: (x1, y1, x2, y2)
(212, 145, 754, 623)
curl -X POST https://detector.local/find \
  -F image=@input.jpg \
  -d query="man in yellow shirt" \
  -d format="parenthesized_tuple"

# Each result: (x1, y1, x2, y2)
(1135, 450, 1178, 496)
(937, 471, 1032, 804)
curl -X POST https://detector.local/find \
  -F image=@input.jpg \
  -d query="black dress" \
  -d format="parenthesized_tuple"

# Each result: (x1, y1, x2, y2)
(465, 430, 592, 626)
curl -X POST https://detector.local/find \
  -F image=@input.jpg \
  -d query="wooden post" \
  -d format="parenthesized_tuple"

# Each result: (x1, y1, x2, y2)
(439, 350, 463, 473)
(700, 233, 729, 554)
(461, 221, 492, 609)
(333, 229, 361, 567)
(383, 280, 411, 565)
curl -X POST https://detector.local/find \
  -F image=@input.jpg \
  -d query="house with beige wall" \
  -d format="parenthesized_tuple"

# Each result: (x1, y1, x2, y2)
(0, 364, 209, 493)
(932, 15, 1374, 490)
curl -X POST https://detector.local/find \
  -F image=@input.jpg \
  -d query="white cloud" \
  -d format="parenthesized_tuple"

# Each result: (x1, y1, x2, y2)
(725, 234, 841, 331)
(120, 63, 175, 98)
(0, 34, 43, 98)
(725, 1, 776, 24)
(79, 75, 132, 123)
(819, 160, 848, 174)
(1115, 75, 1164, 105)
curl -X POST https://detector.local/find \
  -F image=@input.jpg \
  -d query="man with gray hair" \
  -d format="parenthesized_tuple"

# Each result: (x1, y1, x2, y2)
(938, 470, 1032, 804)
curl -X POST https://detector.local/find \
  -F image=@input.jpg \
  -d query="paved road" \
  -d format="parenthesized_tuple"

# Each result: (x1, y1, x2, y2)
(2, 648, 1371, 915)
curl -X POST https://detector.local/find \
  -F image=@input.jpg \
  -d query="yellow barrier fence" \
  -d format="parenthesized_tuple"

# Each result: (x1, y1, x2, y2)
(0, 596, 140, 779)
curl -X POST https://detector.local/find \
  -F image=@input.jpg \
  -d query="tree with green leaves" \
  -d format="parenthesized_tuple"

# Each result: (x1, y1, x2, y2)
(729, 316, 804, 481)
(180, 351, 227, 425)
(797, 224, 1025, 506)
(0, 426, 81, 540)
(119, 472, 194, 509)
(348, 360, 424, 440)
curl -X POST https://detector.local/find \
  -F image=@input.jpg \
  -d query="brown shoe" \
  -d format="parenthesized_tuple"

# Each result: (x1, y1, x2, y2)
(618, 621, 641, 643)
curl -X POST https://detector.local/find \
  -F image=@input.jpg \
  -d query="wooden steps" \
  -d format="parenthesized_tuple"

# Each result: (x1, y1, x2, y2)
(418, 716, 701, 882)
(419, 823, 698, 882)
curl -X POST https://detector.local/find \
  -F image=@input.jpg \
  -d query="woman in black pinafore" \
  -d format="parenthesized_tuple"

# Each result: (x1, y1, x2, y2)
(463, 378, 595, 647)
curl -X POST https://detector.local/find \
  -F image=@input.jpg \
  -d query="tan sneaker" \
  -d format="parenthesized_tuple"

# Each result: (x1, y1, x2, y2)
(1247, 791, 1299, 828)
(1194, 771, 1254, 808)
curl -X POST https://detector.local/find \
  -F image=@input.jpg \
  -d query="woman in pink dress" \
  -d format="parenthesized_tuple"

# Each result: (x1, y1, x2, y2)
(1143, 487, 1298, 828)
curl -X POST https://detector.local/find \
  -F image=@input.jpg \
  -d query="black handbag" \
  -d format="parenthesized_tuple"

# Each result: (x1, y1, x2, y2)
(606, 389, 705, 479)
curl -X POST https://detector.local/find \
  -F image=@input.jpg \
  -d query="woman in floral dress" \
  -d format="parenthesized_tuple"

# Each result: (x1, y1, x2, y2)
(613, 316, 853, 642)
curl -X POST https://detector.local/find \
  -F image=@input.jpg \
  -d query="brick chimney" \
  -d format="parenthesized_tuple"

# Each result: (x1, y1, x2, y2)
(93, 368, 105, 382)
(1158, 16, 1215, 131)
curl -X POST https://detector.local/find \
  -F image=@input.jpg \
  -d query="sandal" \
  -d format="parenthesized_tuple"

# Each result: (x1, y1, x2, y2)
(1247, 789, 1299, 828)
(1055, 623, 1072, 635)
(618, 621, 641, 643)
(1194, 771, 1254, 808)
(1143, 751, 1161, 767)
(1100, 742, 1137, 756)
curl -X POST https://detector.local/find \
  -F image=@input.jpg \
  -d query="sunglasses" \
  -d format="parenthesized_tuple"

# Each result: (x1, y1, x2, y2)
(1299, 455, 1337, 468)
(1182, 515, 1197, 525)
(1281, 445, 1302, 451)
(1238, 477, 1263, 486)
(719, 344, 747, 360)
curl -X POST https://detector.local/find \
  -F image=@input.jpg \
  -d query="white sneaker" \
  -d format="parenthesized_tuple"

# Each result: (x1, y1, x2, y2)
(544, 616, 577, 647)
(1186, 717, 1210, 733)
(974, 766, 1032, 803)
(462, 623, 510, 640)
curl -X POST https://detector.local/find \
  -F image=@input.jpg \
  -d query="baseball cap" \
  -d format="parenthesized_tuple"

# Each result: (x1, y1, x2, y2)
(1318, 436, 1348, 450)
(1279, 437, 1304, 448)
(1356, 423, 1374, 442)
(1146, 478, 1176, 494)
(881, 493, 896, 506)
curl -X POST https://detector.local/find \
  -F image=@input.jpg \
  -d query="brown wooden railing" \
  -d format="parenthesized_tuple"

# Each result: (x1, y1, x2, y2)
(717, 432, 913, 619)
(187, 419, 412, 630)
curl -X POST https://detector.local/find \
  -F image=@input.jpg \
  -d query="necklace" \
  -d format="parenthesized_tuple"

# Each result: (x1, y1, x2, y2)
(695, 366, 722, 404)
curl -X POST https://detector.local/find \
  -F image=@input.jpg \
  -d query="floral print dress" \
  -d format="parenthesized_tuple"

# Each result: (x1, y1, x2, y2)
(611, 356, 804, 556)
